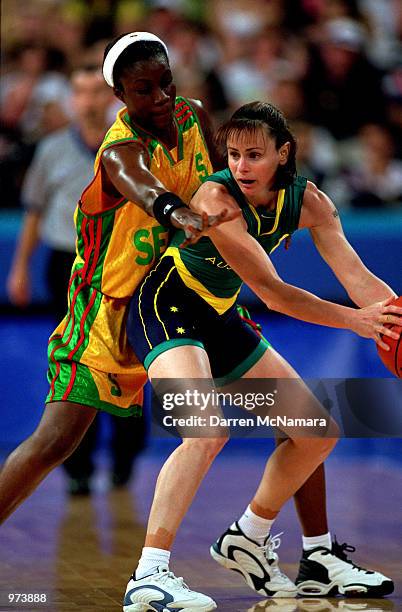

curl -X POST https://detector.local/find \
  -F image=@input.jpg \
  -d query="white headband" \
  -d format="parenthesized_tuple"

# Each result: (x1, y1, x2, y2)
(102, 32, 169, 87)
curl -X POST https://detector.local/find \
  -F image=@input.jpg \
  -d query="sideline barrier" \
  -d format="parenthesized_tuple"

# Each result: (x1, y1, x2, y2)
(1, 210, 401, 305)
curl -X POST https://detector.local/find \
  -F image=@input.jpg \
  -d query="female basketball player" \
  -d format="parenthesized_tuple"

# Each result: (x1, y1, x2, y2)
(125, 102, 400, 609)
(0, 35, 398, 611)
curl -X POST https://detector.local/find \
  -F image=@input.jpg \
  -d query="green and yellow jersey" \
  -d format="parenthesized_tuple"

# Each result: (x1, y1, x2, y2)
(46, 97, 213, 414)
(165, 168, 307, 314)
(74, 96, 212, 299)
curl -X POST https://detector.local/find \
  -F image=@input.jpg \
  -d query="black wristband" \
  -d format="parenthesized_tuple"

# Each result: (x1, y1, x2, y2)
(153, 192, 187, 227)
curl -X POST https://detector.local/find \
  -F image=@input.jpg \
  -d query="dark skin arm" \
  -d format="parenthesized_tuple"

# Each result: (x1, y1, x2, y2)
(101, 101, 232, 245)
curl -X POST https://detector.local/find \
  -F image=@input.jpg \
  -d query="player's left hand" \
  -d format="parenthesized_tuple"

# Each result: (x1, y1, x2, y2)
(170, 207, 241, 248)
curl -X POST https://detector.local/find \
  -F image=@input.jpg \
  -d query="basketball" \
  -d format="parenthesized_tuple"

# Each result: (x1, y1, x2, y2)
(377, 296, 402, 377)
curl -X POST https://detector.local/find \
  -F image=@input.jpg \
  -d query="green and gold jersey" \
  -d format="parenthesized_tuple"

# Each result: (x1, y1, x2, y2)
(73, 96, 213, 299)
(165, 168, 306, 313)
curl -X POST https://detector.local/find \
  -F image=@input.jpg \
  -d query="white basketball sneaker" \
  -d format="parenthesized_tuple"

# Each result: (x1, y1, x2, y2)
(295, 539, 394, 597)
(123, 564, 217, 611)
(210, 522, 297, 598)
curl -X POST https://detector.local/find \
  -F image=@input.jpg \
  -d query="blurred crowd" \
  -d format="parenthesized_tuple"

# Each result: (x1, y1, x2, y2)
(1, 0, 402, 210)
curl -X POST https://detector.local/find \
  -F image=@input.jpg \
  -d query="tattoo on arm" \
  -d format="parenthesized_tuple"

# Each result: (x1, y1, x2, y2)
(332, 207, 339, 218)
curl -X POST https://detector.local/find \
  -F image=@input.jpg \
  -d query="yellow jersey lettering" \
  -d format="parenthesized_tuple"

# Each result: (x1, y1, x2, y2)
(134, 229, 154, 265)
(195, 152, 209, 183)
(152, 225, 168, 259)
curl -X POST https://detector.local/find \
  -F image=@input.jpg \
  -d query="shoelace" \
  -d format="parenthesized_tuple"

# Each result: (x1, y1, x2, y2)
(331, 538, 372, 574)
(260, 532, 289, 581)
(156, 570, 191, 591)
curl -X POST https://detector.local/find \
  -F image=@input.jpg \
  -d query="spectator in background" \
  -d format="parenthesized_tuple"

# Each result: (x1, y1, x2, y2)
(360, 0, 402, 69)
(269, 76, 307, 123)
(142, 1, 183, 46)
(0, 44, 70, 144)
(45, 2, 89, 69)
(383, 64, 402, 160)
(168, 21, 212, 102)
(7, 64, 147, 495)
(326, 123, 402, 209)
(269, 77, 340, 193)
(303, 17, 386, 141)
(0, 43, 71, 209)
(292, 120, 339, 192)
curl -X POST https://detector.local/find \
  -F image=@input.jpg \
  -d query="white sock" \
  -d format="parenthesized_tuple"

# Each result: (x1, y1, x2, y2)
(302, 532, 332, 551)
(238, 505, 275, 545)
(135, 547, 171, 579)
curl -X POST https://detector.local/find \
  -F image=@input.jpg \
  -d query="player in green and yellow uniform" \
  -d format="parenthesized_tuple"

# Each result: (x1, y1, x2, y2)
(126, 102, 400, 605)
(46, 92, 215, 415)
(0, 33, 232, 528)
(1, 38, 399, 609)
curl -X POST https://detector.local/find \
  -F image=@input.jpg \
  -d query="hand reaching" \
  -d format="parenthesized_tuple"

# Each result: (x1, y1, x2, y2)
(350, 296, 402, 351)
(170, 207, 241, 248)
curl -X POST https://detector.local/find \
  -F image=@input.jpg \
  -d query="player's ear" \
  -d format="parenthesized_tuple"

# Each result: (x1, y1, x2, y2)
(279, 142, 290, 166)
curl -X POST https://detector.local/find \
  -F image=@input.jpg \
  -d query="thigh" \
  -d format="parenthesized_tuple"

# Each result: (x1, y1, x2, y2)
(34, 400, 97, 449)
(243, 344, 299, 379)
(203, 305, 268, 384)
(128, 257, 208, 371)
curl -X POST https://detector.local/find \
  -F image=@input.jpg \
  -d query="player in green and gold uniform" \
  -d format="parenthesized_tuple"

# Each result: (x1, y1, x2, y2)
(46, 92, 215, 416)
(0, 31, 229, 536)
(1, 39, 399, 608)
(127, 102, 399, 604)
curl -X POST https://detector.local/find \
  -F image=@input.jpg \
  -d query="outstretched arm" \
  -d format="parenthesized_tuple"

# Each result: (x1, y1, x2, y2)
(190, 182, 402, 350)
(102, 140, 234, 245)
(300, 181, 397, 306)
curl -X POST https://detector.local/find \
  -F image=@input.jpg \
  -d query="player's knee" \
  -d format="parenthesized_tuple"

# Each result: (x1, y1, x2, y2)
(315, 435, 338, 460)
(297, 434, 337, 462)
(183, 436, 228, 461)
(29, 429, 78, 467)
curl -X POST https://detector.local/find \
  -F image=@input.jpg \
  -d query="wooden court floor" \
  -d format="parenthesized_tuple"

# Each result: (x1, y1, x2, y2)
(0, 443, 401, 611)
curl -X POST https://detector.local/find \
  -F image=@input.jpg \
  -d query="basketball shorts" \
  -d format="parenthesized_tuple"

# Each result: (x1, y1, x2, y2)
(45, 271, 147, 416)
(127, 256, 270, 385)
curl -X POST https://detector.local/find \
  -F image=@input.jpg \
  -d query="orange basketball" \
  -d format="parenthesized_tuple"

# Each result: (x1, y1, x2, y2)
(377, 296, 402, 378)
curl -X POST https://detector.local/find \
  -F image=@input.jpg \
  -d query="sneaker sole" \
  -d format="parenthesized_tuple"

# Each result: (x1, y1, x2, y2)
(297, 579, 394, 597)
(210, 545, 297, 598)
(123, 603, 217, 612)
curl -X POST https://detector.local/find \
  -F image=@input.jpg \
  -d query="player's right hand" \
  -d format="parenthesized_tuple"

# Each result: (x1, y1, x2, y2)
(171, 207, 241, 248)
(351, 296, 402, 351)
(7, 266, 31, 307)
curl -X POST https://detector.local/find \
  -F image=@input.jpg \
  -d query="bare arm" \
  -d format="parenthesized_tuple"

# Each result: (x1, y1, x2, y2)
(102, 142, 165, 216)
(300, 181, 397, 306)
(7, 211, 41, 306)
(102, 141, 233, 243)
(190, 182, 402, 349)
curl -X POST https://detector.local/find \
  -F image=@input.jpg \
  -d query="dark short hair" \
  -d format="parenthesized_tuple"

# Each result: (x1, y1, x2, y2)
(103, 34, 169, 90)
(216, 101, 297, 189)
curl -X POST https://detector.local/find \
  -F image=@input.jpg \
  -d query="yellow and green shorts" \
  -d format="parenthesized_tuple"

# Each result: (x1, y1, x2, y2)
(46, 274, 147, 417)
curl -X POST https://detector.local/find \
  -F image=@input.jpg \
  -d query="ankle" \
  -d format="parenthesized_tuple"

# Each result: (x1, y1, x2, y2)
(135, 547, 171, 580)
(302, 532, 332, 551)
